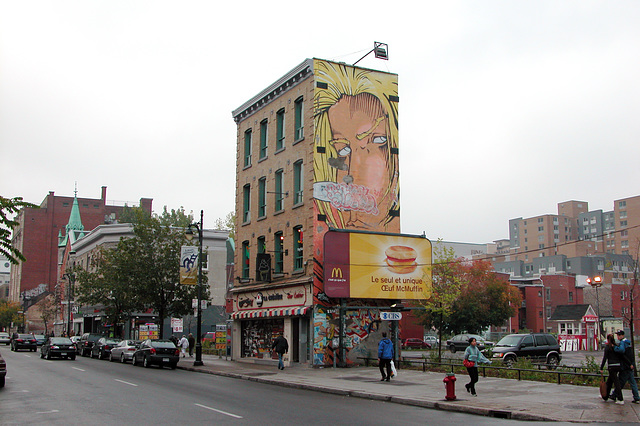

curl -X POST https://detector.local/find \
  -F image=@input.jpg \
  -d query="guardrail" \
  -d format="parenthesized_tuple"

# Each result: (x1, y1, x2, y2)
(357, 356, 610, 385)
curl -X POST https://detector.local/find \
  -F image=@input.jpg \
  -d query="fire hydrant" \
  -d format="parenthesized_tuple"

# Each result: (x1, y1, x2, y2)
(443, 372, 456, 400)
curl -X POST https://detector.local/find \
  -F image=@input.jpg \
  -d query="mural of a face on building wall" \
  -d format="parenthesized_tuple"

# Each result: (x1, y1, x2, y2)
(313, 60, 399, 232)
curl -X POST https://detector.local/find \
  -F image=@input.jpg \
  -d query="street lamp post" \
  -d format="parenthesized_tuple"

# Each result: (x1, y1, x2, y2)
(587, 276, 603, 340)
(186, 210, 204, 366)
(64, 273, 75, 337)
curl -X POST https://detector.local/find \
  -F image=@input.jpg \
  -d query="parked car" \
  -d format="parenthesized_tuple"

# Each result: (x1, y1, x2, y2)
(0, 332, 10, 345)
(91, 337, 121, 360)
(0, 350, 6, 387)
(109, 339, 141, 363)
(10, 333, 37, 352)
(423, 335, 439, 348)
(78, 333, 103, 357)
(132, 339, 180, 369)
(33, 334, 46, 346)
(491, 333, 562, 367)
(446, 334, 494, 353)
(402, 338, 430, 349)
(40, 337, 76, 360)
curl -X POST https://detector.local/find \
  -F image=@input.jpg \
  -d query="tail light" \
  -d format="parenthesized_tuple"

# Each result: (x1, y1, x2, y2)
(16, 339, 24, 343)
(175, 349, 180, 356)
(105, 345, 111, 350)
(150, 347, 156, 355)
(128, 347, 135, 351)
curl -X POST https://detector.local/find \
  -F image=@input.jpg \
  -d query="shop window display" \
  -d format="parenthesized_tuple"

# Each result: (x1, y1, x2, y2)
(241, 319, 284, 359)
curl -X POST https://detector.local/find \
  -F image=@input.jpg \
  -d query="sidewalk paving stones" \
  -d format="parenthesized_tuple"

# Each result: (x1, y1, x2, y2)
(178, 354, 640, 423)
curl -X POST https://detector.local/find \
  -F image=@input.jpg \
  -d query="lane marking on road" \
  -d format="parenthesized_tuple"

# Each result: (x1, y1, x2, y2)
(115, 379, 138, 387)
(72, 367, 85, 372)
(195, 403, 243, 419)
(36, 410, 59, 414)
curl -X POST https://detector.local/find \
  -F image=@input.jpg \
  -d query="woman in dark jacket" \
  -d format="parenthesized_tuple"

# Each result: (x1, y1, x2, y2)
(601, 334, 626, 404)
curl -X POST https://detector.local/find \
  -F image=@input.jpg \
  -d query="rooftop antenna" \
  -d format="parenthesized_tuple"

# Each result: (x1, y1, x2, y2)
(353, 42, 388, 66)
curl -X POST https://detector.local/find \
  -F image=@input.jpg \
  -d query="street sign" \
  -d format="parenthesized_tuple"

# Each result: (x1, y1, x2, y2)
(380, 312, 402, 321)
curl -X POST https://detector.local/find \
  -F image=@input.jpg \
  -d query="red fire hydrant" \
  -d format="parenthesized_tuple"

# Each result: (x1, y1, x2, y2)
(443, 372, 457, 400)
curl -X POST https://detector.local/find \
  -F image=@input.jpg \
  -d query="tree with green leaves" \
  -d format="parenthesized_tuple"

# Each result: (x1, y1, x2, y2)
(76, 208, 208, 338)
(0, 299, 21, 330)
(214, 211, 235, 241)
(418, 244, 465, 361)
(0, 196, 38, 264)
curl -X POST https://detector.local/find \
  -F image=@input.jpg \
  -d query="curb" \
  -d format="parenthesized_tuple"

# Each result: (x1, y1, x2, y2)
(177, 365, 559, 422)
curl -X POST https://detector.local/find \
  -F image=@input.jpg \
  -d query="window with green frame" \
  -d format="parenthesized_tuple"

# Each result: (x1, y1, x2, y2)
(293, 226, 303, 271)
(244, 129, 252, 167)
(243, 184, 251, 223)
(294, 97, 303, 141)
(258, 177, 266, 218)
(274, 169, 284, 212)
(276, 108, 285, 151)
(241, 240, 250, 278)
(274, 231, 283, 273)
(259, 119, 268, 160)
(293, 160, 303, 205)
(257, 236, 266, 254)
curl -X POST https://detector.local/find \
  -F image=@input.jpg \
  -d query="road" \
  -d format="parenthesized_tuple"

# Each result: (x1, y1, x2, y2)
(0, 347, 544, 425)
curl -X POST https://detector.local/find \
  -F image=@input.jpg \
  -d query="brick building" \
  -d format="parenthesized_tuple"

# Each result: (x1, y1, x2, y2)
(9, 186, 152, 303)
(230, 59, 429, 367)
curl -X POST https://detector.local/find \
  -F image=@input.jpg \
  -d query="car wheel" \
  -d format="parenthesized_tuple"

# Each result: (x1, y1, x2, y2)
(449, 345, 456, 353)
(143, 355, 150, 368)
(547, 354, 559, 370)
(109, 352, 114, 362)
(170, 363, 177, 370)
(120, 353, 126, 363)
(0, 376, 4, 387)
(504, 356, 516, 367)
(132, 355, 137, 366)
(70, 355, 76, 360)
(40, 351, 45, 359)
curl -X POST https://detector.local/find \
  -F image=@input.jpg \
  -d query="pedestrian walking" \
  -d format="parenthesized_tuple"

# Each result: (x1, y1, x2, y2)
(601, 333, 626, 404)
(612, 330, 640, 404)
(378, 332, 394, 382)
(464, 337, 492, 396)
(178, 335, 189, 358)
(271, 333, 289, 370)
(188, 333, 195, 357)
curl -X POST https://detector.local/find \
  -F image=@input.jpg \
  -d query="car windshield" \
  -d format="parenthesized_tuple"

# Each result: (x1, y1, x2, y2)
(18, 334, 33, 339)
(104, 339, 120, 344)
(34, 335, 45, 339)
(51, 338, 73, 345)
(495, 335, 523, 347)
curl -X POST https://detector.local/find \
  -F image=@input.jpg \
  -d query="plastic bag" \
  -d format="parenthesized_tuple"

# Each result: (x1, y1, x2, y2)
(390, 360, 397, 378)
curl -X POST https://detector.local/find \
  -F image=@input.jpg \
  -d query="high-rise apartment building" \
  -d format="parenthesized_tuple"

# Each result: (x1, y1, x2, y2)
(231, 59, 425, 367)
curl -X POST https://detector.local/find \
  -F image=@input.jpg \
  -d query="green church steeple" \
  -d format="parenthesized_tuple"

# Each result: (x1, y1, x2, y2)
(59, 188, 85, 247)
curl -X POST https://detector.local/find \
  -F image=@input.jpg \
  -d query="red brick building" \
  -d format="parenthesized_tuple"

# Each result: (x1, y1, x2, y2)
(9, 186, 152, 302)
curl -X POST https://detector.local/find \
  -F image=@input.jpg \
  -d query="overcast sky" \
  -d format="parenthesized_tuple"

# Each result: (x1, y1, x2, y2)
(2, 1, 639, 244)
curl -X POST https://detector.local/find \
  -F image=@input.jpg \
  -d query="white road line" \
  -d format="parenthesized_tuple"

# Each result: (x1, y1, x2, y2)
(114, 379, 138, 387)
(72, 367, 85, 372)
(194, 403, 243, 419)
(36, 410, 59, 414)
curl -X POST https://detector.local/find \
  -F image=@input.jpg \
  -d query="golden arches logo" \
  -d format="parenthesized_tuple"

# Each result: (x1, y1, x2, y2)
(331, 268, 343, 278)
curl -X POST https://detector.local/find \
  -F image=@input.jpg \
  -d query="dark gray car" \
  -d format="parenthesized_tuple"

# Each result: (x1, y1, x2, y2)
(491, 333, 562, 367)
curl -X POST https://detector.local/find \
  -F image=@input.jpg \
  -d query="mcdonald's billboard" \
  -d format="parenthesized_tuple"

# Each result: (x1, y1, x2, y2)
(323, 230, 432, 299)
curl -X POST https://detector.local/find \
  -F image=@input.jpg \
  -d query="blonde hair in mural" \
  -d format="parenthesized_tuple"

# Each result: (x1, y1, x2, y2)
(313, 59, 399, 231)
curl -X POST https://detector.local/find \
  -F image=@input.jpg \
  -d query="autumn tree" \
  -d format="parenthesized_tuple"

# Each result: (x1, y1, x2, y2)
(39, 295, 58, 336)
(214, 211, 235, 240)
(0, 299, 20, 330)
(0, 196, 37, 264)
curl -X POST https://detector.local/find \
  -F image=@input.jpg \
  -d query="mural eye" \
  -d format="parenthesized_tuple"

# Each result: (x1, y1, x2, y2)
(333, 143, 351, 157)
(371, 136, 387, 144)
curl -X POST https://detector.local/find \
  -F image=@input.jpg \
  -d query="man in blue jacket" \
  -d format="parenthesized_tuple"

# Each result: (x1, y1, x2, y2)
(613, 330, 640, 403)
(378, 332, 394, 381)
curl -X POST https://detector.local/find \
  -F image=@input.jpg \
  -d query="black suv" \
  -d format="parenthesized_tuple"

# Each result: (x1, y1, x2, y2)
(78, 333, 103, 357)
(491, 333, 561, 367)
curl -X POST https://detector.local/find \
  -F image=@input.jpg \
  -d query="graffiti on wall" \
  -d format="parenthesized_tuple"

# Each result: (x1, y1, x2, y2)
(313, 306, 380, 365)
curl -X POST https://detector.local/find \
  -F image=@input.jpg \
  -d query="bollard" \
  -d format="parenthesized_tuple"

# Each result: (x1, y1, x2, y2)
(443, 372, 457, 400)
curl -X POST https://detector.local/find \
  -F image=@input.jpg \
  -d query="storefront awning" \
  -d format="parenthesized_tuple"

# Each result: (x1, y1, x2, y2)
(231, 306, 310, 320)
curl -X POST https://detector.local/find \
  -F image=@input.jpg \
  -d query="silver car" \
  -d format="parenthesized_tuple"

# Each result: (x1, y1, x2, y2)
(109, 339, 141, 363)
(0, 332, 10, 345)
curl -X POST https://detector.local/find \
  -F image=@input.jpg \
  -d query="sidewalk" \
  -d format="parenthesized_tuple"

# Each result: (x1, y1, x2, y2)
(177, 355, 640, 423)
